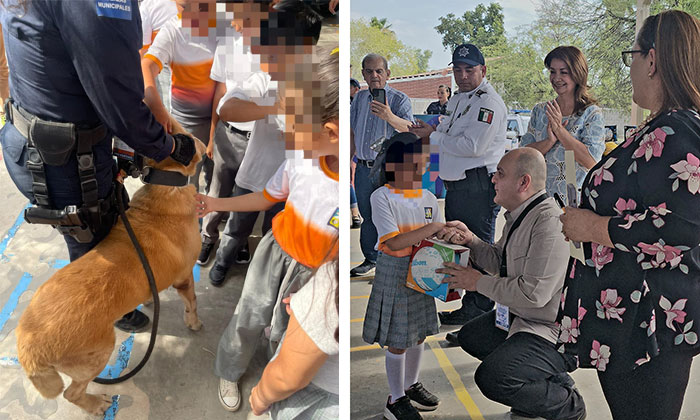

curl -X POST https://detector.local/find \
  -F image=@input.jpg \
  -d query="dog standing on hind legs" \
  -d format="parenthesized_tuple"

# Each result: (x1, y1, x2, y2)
(15, 122, 206, 415)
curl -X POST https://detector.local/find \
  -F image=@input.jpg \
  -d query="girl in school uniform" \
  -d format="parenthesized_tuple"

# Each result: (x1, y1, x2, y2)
(362, 133, 444, 420)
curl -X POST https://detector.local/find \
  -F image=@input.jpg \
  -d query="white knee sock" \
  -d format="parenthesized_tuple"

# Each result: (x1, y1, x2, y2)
(385, 351, 406, 403)
(404, 343, 424, 389)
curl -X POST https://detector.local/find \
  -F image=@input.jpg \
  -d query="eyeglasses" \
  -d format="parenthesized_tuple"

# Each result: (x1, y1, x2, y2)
(621, 50, 647, 67)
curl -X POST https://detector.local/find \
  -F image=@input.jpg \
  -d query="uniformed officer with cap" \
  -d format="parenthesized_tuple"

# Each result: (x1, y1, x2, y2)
(411, 43, 507, 330)
(0, 0, 196, 332)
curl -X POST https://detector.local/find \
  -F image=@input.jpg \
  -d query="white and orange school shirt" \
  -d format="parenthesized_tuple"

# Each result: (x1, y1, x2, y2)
(370, 186, 444, 257)
(144, 17, 217, 125)
(262, 155, 339, 269)
(139, 0, 178, 53)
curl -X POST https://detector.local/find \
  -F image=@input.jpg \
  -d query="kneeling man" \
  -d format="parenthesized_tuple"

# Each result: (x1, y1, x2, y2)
(437, 148, 586, 420)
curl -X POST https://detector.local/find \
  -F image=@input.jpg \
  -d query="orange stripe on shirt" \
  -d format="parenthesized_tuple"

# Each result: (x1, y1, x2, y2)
(272, 203, 338, 269)
(170, 60, 215, 91)
(144, 53, 164, 72)
(377, 223, 424, 257)
(263, 189, 286, 203)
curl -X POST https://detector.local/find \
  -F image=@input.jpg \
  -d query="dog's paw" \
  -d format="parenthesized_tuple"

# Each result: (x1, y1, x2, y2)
(184, 313, 203, 331)
(83, 393, 113, 415)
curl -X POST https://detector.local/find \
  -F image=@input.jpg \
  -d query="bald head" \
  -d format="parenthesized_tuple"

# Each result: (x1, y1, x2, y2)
(508, 148, 546, 191)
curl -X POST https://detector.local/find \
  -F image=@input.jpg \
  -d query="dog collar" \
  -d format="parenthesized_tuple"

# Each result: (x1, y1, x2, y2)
(139, 167, 190, 187)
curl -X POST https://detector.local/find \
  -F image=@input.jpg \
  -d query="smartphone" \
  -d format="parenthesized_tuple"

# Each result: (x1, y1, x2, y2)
(371, 88, 386, 104)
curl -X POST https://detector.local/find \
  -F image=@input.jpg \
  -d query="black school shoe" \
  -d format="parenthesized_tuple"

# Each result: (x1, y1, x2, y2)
(234, 244, 251, 264)
(350, 260, 375, 277)
(197, 241, 215, 265)
(209, 263, 229, 287)
(384, 396, 422, 420)
(114, 310, 150, 333)
(405, 382, 440, 411)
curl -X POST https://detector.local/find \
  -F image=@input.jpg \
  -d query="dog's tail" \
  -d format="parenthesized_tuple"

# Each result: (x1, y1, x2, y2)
(26, 367, 64, 399)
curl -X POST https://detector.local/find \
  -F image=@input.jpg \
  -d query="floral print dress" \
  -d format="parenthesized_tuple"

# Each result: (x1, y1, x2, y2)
(521, 102, 606, 203)
(556, 109, 700, 375)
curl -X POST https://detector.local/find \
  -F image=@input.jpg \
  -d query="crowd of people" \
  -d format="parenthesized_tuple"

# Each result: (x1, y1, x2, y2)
(0, 0, 339, 418)
(352, 9, 700, 420)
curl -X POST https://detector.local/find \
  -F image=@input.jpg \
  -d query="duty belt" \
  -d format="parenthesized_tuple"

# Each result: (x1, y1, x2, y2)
(5, 100, 110, 242)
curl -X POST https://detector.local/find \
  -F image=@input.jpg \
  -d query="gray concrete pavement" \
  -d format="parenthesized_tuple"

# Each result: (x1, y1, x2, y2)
(0, 146, 271, 420)
(349, 212, 700, 420)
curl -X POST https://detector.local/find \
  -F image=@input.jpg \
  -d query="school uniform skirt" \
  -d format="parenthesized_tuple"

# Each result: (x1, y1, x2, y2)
(270, 383, 338, 420)
(362, 252, 439, 349)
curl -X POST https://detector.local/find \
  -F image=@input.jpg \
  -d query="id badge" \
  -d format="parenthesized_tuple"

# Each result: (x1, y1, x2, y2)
(495, 302, 510, 331)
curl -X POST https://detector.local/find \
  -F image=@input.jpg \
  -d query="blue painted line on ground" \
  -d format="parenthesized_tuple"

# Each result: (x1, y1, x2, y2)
(0, 272, 32, 333)
(0, 356, 19, 366)
(97, 334, 134, 420)
(50, 259, 69, 269)
(0, 204, 30, 261)
(193, 264, 200, 283)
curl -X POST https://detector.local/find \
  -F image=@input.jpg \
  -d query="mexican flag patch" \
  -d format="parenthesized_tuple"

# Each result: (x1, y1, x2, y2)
(477, 107, 494, 124)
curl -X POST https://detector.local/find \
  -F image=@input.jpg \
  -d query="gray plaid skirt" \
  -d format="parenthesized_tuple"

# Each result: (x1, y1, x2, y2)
(362, 252, 439, 349)
(270, 383, 338, 420)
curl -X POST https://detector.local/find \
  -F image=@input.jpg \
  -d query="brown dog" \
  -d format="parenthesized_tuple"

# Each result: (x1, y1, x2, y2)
(15, 122, 206, 415)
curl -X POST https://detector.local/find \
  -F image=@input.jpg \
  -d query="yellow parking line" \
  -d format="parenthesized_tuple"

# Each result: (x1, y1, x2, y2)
(428, 340, 484, 420)
(351, 295, 369, 299)
(351, 318, 364, 323)
(350, 335, 441, 352)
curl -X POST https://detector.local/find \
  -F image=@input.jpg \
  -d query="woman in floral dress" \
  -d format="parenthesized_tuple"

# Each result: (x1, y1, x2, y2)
(520, 46, 605, 203)
(558, 10, 700, 420)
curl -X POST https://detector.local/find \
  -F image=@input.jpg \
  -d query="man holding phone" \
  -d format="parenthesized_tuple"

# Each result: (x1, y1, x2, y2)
(350, 53, 413, 277)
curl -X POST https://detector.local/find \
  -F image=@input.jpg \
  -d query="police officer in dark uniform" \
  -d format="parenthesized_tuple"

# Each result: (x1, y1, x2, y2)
(0, 0, 196, 332)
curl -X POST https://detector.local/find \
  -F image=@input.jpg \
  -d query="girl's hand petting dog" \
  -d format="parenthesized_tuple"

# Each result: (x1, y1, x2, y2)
(194, 193, 214, 218)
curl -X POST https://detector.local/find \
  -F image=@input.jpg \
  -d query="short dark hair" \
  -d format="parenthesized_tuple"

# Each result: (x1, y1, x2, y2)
(259, 0, 328, 46)
(350, 78, 361, 89)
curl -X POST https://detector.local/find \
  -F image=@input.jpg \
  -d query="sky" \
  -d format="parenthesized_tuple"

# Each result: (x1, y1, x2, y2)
(351, 0, 542, 70)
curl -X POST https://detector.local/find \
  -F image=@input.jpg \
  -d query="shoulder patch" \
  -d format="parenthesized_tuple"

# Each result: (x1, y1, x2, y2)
(328, 208, 340, 229)
(477, 107, 494, 124)
(424, 207, 433, 220)
(475, 89, 487, 97)
(96, 0, 133, 20)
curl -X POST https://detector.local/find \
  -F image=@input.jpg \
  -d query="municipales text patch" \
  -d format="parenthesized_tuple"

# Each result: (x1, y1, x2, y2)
(424, 207, 433, 220)
(96, 0, 132, 20)
(477, 107, 494, 124)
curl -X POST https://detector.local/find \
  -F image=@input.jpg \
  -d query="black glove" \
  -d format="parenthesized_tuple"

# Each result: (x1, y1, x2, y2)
(170, 134, 196, 166)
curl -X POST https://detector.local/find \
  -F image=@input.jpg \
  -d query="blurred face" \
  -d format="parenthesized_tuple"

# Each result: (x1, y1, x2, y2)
(491, 153, 524, 211)
(385, 150, 427, 189)
(253, 44, 313, 81)
(548, 58, 575, 98)
(453, 63, 485, 93)
(231, 2, 269, 40)
(362, 58, 389, 90)
(179, 0, 217, 37)
(437, 87, 448, 102)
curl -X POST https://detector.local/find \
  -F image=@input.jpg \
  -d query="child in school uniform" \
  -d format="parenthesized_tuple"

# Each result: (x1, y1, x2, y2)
(362, 133, 444, 420)
(195, 44, 339, 413)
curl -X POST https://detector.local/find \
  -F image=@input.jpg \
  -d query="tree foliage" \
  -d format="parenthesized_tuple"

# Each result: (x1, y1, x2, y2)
(351, 17, 432, 80)
(434, 3, 507, 51)
(439, 0, 700, 111)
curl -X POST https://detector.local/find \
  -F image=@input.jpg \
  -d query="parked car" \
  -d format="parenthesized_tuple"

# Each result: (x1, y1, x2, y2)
(506, 110, 531, 150)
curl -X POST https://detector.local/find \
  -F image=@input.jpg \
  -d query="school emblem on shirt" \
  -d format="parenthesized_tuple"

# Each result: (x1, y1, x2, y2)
(95, 0, 132, 20)
(477, 107, 494, 124)
(328, 208, 340, 230)
(424, 207, 433, 220)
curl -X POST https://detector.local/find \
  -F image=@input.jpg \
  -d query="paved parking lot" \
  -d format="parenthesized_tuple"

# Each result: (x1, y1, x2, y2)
(349, 217, 700, 420)
(0, 149, 271, 420)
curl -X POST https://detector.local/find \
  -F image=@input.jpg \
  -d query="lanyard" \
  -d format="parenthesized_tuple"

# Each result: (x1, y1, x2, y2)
(499, 193, 548, 277)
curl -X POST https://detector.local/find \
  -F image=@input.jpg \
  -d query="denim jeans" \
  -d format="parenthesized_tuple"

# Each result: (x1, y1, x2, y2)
(354, 163, 381, 263)
(459, 310, 585, 420)
(444, 166, 500, 316)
